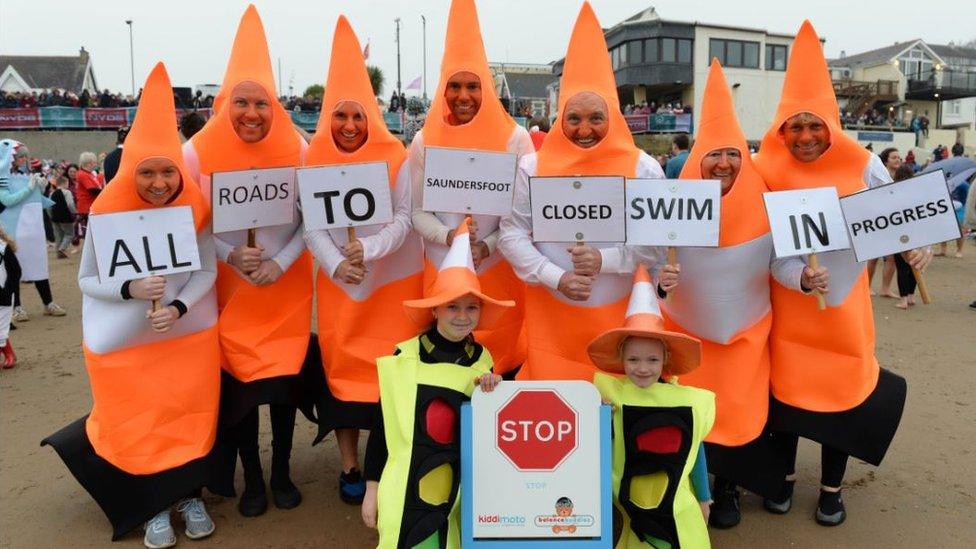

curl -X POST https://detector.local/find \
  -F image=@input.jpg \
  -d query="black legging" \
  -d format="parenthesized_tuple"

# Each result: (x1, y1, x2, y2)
(775, 432, 848, 488)
(232, 404, 297, 480)
(893, 254, 916, 297)
(13, 279, 53, 307)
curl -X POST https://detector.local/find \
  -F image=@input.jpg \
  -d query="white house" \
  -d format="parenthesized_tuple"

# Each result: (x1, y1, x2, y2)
(0, 48, 99, 95)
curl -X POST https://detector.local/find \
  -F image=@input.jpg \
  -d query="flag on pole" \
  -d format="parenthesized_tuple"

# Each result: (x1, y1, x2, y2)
(363, 41, 370, 60)
(406, 75, 422, 90)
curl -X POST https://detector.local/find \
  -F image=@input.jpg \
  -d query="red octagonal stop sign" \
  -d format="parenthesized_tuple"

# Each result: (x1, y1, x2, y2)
(496, 389, 578, 471)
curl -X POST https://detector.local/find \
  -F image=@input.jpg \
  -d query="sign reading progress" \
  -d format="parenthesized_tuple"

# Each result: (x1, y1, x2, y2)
(211, 167, 296, 234)
(841, 170, 961, 262)
(529, 176, 626, 243)
(763, 187, 849, 258)
(89, 205, 201, 283)
(297, 161, 394, 232)
(423, 146, 518, 217)
(626, 178, 721, 247)
(470, 382, 602, 540)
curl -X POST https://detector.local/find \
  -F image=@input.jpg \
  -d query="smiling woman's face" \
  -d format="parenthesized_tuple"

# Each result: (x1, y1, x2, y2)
(229, 81, 273, 143)
(700, 147, 742, 195)
(561, 92, 608, 149)
(330, 101, 369, 153)
(135, 157, 181, 206)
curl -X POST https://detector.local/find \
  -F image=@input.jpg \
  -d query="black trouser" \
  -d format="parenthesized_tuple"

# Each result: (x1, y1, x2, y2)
(13, 279, 53, 307)
(893, 254, 916, 297)
(774, 432, 848, 488)
(231, 404, 297, 484)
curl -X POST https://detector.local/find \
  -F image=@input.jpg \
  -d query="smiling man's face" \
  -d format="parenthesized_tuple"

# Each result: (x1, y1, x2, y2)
(779, 112, 830, 163)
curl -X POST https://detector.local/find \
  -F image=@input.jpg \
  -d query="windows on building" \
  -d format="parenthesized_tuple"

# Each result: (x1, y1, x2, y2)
(898, 44, 935, 80)
(766, 44, 788, 70)
(616, 37, 692, 65)
(628, 41, 643, 65)
(709, 38, 761, 69)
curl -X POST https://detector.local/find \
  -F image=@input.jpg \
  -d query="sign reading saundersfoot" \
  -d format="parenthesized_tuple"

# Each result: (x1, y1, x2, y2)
(89, 206, 201, 283)
(626, 179, 721, 246)
(529, 176, 626, 243)
(471, 381, 602, 540)
(763, 187, 849, 258)
(297, 161, 394, 232)
(211, 167, 296, 234)
(422, 146, 518, 217)
(840, 171, 961, 262)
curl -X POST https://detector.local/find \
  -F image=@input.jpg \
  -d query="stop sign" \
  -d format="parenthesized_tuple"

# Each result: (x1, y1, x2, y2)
(496, 389, 578, 471)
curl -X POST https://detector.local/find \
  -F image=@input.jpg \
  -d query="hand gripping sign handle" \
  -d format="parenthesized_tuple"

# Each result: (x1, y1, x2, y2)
(807, 253, 827, 311)
(665, 247, 677, 302)
(911, 266, 931, 305)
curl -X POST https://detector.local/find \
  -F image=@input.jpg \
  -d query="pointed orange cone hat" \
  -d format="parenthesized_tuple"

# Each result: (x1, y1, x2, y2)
(306, 15, 405, 170)
(212, 4, 277, 114)
(403, 217, 514, 328)
(679, 59, 769, 245)
(537, 1, 638, 177)
(422, 0, 514, 150)
(588, 265, 701, 375)
(90, 62, 209, 229)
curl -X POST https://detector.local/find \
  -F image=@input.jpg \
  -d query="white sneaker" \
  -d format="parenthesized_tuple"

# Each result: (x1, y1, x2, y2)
(12, 307, 28, 322)
(144, 509, 176, 549)
(44, 302, 66, 317)
(177, 497, 215, 540)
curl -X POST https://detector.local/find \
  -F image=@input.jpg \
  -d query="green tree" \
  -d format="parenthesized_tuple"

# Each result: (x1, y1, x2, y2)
(303, 84, 324, 99)
(367, 65, 384, 96)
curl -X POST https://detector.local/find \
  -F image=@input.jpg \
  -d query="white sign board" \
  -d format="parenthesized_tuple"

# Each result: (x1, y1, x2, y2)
(211, 167, 296, 234)
(763, 187, 849, 258)
(529, 176, 626, 243)
(626, 179, 721, 246)
(89, 206, 200, 283)
(841, 171, 962, 262)
(297, 161, 394, 232)
(471, 381, 602, 540)
(422, 146, 518, 217)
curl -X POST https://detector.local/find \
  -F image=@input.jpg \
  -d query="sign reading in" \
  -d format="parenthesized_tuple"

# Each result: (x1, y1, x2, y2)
(89, 206, 200, 283)
(763, 187, 849, 258)
(529, 176, 626, 243)
(211, 167, 296, 234)
(422, 146, 518, 217)
(841, 171, 961, 262)
(297, 161, 394, 232)
(626, 179, 721, 246)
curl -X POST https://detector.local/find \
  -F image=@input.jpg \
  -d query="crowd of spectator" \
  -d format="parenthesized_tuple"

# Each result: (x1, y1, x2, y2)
(840, 108, 911, 129)
(0, 89, 140, 109)
(622, 101, 692, 116)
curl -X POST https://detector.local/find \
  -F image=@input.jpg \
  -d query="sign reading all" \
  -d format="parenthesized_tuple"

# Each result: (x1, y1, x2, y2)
(529, 176, 626, 243)
(297, 161, 394, 232)
(763, 187, 849, 258)
(626, 179, 721, 247)
(422, 146, 518, 217)
(841, 170, 961, 262)
(89, 206, 201, 283)
(211, 167, 296, 234)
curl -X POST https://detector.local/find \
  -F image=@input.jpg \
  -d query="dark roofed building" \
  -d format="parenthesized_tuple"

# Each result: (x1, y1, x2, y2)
(490, 63, 555, 120)
(0, 48, 98, 94)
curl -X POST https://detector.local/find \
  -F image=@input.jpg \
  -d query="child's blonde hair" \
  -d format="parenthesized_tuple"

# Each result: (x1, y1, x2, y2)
(617, 335, 670, 365)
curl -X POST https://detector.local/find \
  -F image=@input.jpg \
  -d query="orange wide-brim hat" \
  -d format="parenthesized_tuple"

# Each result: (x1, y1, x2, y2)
(403, 217, 514, 328)
(587, 265, 701, 376)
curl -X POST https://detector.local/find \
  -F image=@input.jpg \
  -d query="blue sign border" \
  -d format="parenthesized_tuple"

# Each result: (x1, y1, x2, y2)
(460, 403, 613, 548)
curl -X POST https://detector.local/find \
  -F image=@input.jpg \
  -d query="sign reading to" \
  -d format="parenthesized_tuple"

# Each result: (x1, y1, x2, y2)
(297, 161, 394, 232)
(841, 171, 961, 262)
(89, 206, 200, 283)
(468, 381, 603, 541)
(763, 187, 849, 258)
(422, 146, 518, 217)
(211, 167, 296, 234)
(626, 179, 721, 246)
(529, 176, 626, 243)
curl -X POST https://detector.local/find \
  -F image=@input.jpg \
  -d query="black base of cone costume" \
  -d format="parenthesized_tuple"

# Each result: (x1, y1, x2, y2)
(704, 430, 793, 500)
(41, 416, 215, 540)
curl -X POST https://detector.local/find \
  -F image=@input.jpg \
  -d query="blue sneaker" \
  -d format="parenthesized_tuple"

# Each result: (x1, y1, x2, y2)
(339, 468, 366, 505)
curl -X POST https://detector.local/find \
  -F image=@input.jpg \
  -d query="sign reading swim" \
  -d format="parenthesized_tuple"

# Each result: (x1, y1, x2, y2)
(423, 146, 518, 216)
(626, 179, 721, 247)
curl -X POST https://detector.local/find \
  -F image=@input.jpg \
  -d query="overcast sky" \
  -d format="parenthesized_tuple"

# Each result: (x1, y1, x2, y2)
(1, 0, 973, 97)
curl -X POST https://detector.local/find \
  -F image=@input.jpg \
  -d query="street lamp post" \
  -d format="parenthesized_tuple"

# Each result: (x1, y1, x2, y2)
(395, 18, 402, 96)
(125, 20, 134, 97)
(421, 15, 427, 100)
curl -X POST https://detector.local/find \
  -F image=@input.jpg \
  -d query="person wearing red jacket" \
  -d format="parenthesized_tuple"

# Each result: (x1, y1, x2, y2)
(74, 151, 103, 239)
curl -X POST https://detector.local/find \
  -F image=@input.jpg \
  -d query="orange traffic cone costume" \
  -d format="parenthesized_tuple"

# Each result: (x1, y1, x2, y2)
(43, 63, 220, 539)
(302, 15, 424, 438)
(182, 5, 312, 420)
(499, 2, 665, 381)
(408, 0, 532, 375)
(590, 266, 714, 549)
(753, 21, 906, 466)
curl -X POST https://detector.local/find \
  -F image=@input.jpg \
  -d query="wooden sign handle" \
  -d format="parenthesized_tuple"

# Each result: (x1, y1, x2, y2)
(246, 228, 256, 248)
(808, 253, 827, 311)
(152, 299, 162, 312)
(347, 226, 357, 242)
(665, 247, 677, 302)
(911, 266, 931, 304)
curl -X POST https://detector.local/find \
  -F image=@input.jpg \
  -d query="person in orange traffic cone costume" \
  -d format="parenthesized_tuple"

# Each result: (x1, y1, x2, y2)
(753, 21, 928, 526)
(499, 2, 675, 382)
(408, 0, 533, 378)
(666, 60, 828, 527)
(42, 63, 220, 542)
(182, 4, 313, 517)
(302, 15, 424, 506)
